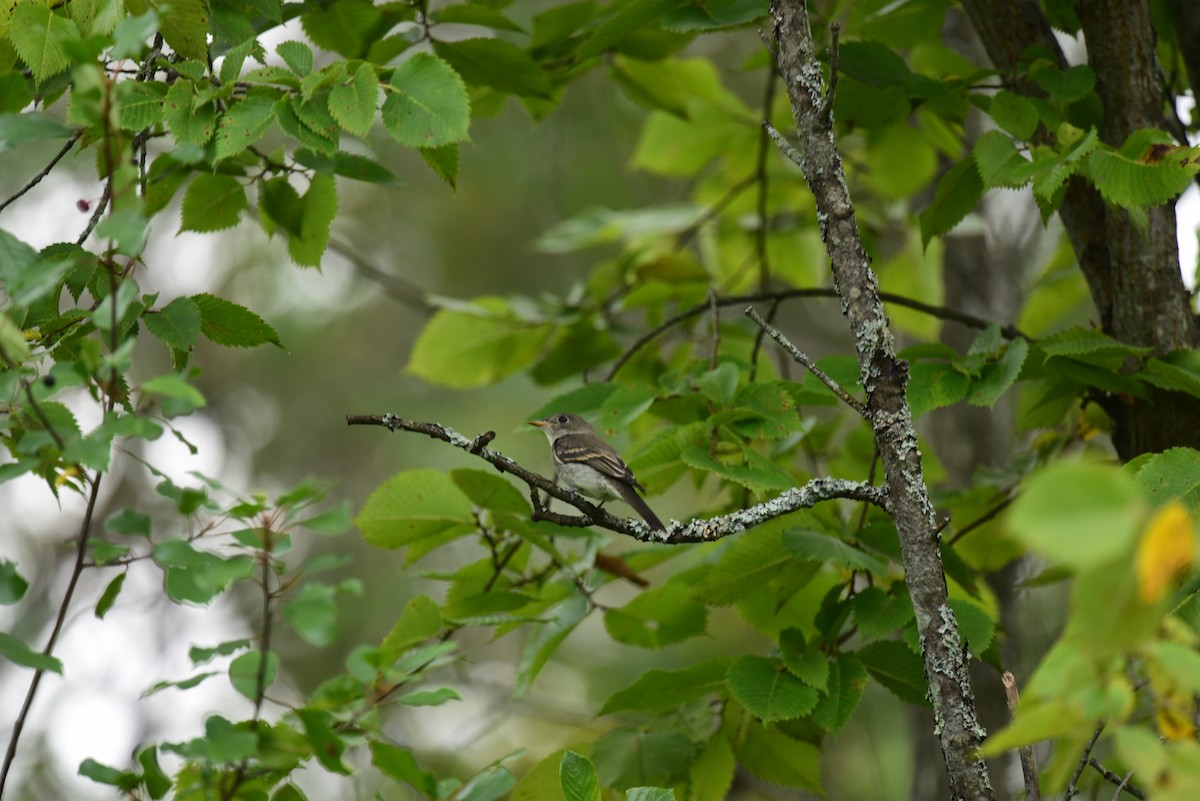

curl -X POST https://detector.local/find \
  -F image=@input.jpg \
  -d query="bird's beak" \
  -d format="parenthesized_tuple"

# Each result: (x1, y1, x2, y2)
(529, 419, 547, 428)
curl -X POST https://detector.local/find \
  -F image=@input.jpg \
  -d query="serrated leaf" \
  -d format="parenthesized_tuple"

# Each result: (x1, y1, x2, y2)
(734, 722, 822, 792)
(988, 90, 1039, 140)
(852, 586, 915, 641)
(181, 174, 247, 232)
(329, 62, 378, 138)
(163, 81, 217, 146)
(277, 40, 313, 76)
(514, 593, 588, 698)
(778, 628, 828, 689)
(118, 81, 167, 131)
(599, 656, 731, 715)
(811, 651, 867, 732)
(381, 52, 470, 148)
(293, 148, 401, 184)
(214, 93, 277, 161)
(968, 337, 1028, 407)
(858, 640, 929, 706)
(907, 361, 970, 417)
(560, 751, 601, 801)
(973, 130, 1039, 189)
(592, 728, 695, 791)
(125, 0, 208, 59)
(783, 528, 889, 575)
(727, 655, 819, 722)
(694, 524, 793, 606)
(1086, 142, 1199, 209)
(604, 582, 707, 648)
(357, 468, 475, 549)
(191, 293, 283, 348)
(919, 157, 982, 246)
(10, 4, 80, 84)
(419, 143, 459, 187)
(144, 296, 201, 350)
(434, 38, 551, 98)
(285, 173, 337, 266)
(408, 308, 553, 388)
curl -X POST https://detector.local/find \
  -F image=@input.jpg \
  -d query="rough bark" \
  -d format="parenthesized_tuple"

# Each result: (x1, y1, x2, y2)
(960, 0, 1200, 460)
(1166, 0, 1200, 107)
(770, 2, 994, 798)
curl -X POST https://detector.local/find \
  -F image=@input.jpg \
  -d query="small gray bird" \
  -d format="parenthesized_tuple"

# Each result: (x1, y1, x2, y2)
(530, 412, 666, 531)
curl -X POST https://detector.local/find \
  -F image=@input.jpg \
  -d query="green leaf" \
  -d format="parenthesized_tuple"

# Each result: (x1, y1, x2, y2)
(106, 508, 151, 537)
(514, 593, 588, 698)
(284, 582, 340, 646)
(693, 524, 793, 606)
(680, 444, 795, 491)
(782, 529, 889, 575)
(837, 40, 911, 86)
(181, 174, 247, 232)
(163, 81, 217, 146)
(299, 0, 381, 58)
(451, 469, 531, 515)
(968, 337, 1028, 406)
(419, 143, 459, 187)
(118, 81, 167, 131)
(858, 640, 929, 706)
(727, 655, 819, 722)
(408, 308, 553, 388)
(457, 762, 519, 801)
(95, 572, 126, 618)
(695, 362, 738, 404)
(10, 4, 81, 84)
(578, 0, 685, 60)
(1007, 460, 1143, 569)
(734, 722, 822, 792)
(949, 597, 996, 657)
(396, 686, 461, 706)
(189, 638, 251, 664)
(919, 157, 982, 246)
(686, 735, 735, 801)
(811, 651, 868, 732)
(0, 631, 62, 673)
(604, 582, 707, 648)
(560, 751, 601, 801)
(432, 4, 526, 32)
(778, 628, 828, 689)
(372, 741, 438, 795)
(141, 374, 206, 416)
(192, 293, 283, 348)
(988, 91, 1039, 140)
(144, 296, 201, 350)
(0, 112, 75, 151)
(329, 62, 379, 138)
(0, 560, 29, 604)
(297, 708, 351, 773)
(286, 173, 337, 267)
(434, 38, 551, 98)
(229, 649, 278, 700)
(1030, 62, 1095, 105)
(357, 468, 475, 549)
(906, 361, 970, 417)
(852, 586, 915, 640)
(277, 40, 313, 76)
(599, 656, 731, 715)
(78, 758, 139, 791)
(973, 130, 1039, 189)
(138, 746, 172, 800)
(152, 539, 255, 604)
(1086, 138, 1199, 209)
(382, 594, 442, 652)
(125, 0, 208, 59)
(592, 728, 695, 791)
(293, 148, 401, 184)
(626, 789, 674, 801)
(214, 93, 277, 161)
(381, 52, 471, 148)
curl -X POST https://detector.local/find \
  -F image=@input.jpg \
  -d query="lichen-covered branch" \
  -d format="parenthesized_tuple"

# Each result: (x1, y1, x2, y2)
(768, 1, 994, 798)
(346, 414, 886, 544)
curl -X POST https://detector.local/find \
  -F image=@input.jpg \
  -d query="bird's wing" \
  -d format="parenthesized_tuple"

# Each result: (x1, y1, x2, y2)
(554, 433, 647, 493)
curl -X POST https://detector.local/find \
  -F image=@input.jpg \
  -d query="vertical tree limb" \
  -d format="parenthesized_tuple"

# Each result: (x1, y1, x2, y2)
(768, 2, 994, 798)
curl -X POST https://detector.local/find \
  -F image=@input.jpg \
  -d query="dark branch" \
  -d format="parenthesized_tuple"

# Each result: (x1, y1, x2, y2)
(0, 130, 83, 216)
(1001, 672, 1041, 801)
(347, 414, 886, 544)
(1088, 758, 1146, 800)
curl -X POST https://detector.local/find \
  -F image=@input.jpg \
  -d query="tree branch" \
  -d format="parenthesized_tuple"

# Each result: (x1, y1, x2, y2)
(747, 306, 867, 416)
(1088, 758, 1146, 800)
(346, 414, 886, 544)
(605, 286, 1026, 381)
(1066, 722, 1105, 799)
(0, 130, 83, 216)
(1001, 672, 1041, 801)
(770, 1, 993, 797)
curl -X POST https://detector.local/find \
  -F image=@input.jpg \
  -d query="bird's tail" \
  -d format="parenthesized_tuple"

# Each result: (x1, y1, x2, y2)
(618, 484, 666, 531)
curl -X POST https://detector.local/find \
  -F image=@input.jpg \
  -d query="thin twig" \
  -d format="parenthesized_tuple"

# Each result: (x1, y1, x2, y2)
(1088, 759, 1146, 800)
(763, 122, 804, 168)
(1001, 672, 1041, 801)
(1065, 722, 1106, 799)
(0, 472, 104, 797)
(945, 490, 1017, 547)
(707, 289, 720, 370)
(0, 130, 83, 216)
(347, 414, 887, 544)
(674, 173, 758, 250)
(821, 24, 840, 125)
(76, 184, 111, 246)
(745, 306, 868, 417)
(604, 286, 1026, 381)
(1111, 771, 1136, 801)
(327, 238, 433, 315)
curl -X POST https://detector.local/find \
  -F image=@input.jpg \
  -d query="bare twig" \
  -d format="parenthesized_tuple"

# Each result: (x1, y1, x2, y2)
(746, 306, 868, 417)
(1064, 720, 1105, 798)
(347, 414, 887, 544)
(1088, 759, 1146, 800)
(0, 130, 83, 216)
(0, 473, 104, 797)
(763, 121, 804, 168)
(674, 174, 758, 250)
(1111, 771, 1137, 801)
(604, 286, 1026, 381)
(1001, 672, 1041, 801)
(821, 24, 840, 125)
(946, 490, 1017, 547)
(76, 183, 111, 246)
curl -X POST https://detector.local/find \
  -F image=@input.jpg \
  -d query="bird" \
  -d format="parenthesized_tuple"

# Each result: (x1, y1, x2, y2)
(529, 412, 666, 532)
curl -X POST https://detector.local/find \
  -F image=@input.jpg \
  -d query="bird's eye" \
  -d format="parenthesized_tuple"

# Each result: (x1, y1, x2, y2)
(557, 415, 569, 423)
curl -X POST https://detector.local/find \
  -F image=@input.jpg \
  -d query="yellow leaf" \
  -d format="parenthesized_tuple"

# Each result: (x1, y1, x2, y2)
(1137, 502, 1195, 603)
(1157, 704, 1196, 741)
